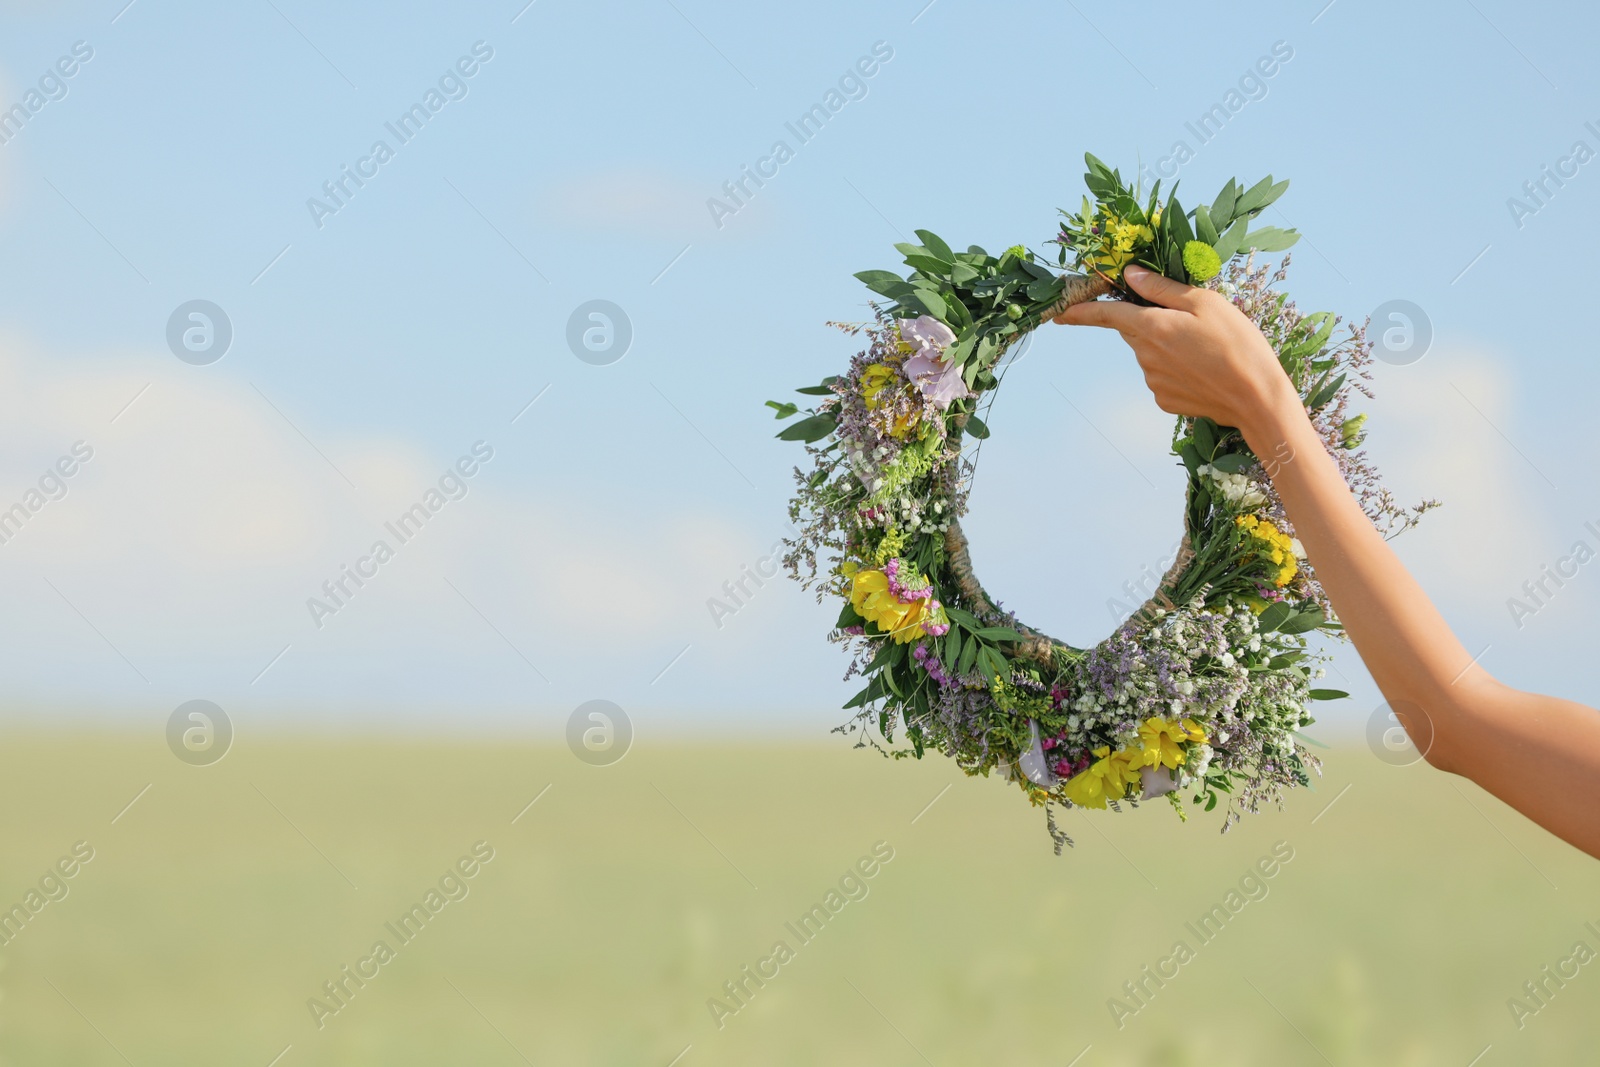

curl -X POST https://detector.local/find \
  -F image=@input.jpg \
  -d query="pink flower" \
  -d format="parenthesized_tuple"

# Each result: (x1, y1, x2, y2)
(899, 315, 956, 355)
(904, 352, 972, 410)
(898, 316, 971, 411)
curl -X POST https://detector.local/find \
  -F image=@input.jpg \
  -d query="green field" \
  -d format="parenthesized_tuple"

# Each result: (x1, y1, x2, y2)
(0, 734, 1594, 1065)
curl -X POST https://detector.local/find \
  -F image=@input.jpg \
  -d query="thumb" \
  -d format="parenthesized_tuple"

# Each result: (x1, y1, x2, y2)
(1124, 265, 1205, 312)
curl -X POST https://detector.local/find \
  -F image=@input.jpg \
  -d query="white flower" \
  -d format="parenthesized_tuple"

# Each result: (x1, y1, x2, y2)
(1196, 463, 1268, 509)
(1189, 743, 1214, 777)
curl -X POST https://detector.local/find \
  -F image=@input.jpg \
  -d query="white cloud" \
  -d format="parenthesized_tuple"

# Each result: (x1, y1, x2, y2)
(1360, 346, 1551, 618)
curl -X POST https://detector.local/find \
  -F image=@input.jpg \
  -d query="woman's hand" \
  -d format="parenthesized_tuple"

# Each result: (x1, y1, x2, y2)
(1055, 262, 1600, 858)
(1054, 265, 1301, 442)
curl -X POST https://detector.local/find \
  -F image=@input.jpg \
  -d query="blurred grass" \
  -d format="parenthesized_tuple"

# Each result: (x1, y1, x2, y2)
(0, 733, 1595, 1065)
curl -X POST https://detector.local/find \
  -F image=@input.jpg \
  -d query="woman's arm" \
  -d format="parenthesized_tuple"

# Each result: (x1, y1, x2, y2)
(1059, 265, 1600, 858)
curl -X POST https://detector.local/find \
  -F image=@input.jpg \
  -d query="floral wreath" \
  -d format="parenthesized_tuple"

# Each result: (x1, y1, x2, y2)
(769, 155, 1437, 850)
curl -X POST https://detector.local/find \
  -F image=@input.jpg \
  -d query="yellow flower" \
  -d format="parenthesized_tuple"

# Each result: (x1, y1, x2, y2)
(872, 528, 905, 565)
(1136, 717, 1208, 769)
(1236, 515, 1299, 588)
(1062, 746, 1142, 809)
(848, 566, 933, 643)
(860, 364, 896, 411)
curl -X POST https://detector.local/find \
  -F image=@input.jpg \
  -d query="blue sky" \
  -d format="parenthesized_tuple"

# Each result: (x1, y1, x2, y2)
(0, 0, 1595, 737)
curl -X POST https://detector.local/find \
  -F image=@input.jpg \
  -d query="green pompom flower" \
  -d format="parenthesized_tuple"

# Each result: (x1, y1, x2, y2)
(1182, 241, 1222, 283)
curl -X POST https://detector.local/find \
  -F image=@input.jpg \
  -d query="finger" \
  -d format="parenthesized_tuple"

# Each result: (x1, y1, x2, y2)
(1055, 298, 1148, 332)
(1123, 265, 1207, 313)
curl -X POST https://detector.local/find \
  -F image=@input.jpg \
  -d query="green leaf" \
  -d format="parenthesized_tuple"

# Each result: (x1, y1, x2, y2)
(957, 635, 977, 675)
(1233, 174, 1277, 218)
(944, 606, 982, 631)
(842, 678, 878, 710)
(1285, 311, 1335, 358)
(915, 229, 954, 262)
(965, 414, 991, 439)
(765, 400, 799, 419)
(908, 290, 948, 318)
(866, 639, 898, 673)
(1243, 225, 1300, 253)
(795, 377, 839, 395)
(1258, 601, 1294, 632)
(1307, 372, 1346, 411)
(855, 270, 911, 298)
(1211, 179, 1238, 227)
(1167, 196, 1195, 246)
(1192, 203, 1219, 245)
(973, 626, 1022, 642)
(1213, 217, 1248, 261)
(881, 662, 904, 697)
(836, 600, 864, 628)
(903, 253, 952, 275)
(1026, 276, 1062, 302)
(1208, 452, 1255, 473)
(1164, 242, 1184, 280)
(776, 414, 836, 442)
(1178, 441, 1203, 477)
(1308, 689, 1350, 701)
(1278, 610, 1325, 635)
(942, 626, 961, 669)
(943, 292, 972, 327)
(1192, 417, 1218, 460)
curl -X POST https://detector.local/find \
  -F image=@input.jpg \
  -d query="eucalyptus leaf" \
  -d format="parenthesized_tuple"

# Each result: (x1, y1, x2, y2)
(1211, 179, 1238, 226)
(1026, 276, 1062, 302)
(1243, 225, 1300, 253)
(903, 254, 952, 275)
(909, 289, 947, 318)
(914, 229, 954, 262)
(1213, 217, 1248, 260)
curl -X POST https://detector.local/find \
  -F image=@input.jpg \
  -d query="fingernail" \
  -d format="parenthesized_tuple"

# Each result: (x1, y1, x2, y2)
(1124, 265, 1149, 281)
